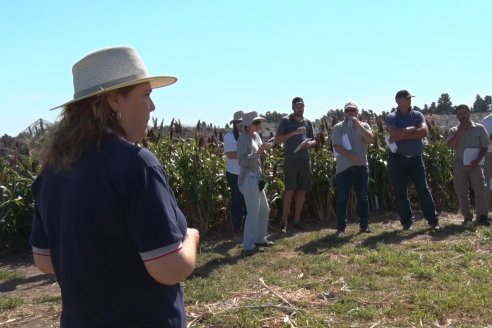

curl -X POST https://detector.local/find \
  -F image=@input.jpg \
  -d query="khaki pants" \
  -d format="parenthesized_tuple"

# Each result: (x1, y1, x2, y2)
(483, 152, 492, 190)
(453, 162, 488, 219)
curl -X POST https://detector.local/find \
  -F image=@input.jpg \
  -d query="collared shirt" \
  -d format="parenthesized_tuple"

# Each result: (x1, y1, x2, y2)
(276, 113, 314, 161)
(332, 119, 372, 174)
(224, 131, 262, 175)
(479, 114, 492, 152)
(447, 121, 489, 163)
(385, 109, 425, 156)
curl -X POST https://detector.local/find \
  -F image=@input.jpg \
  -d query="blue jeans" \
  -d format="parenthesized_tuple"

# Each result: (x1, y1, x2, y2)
(226, 171, 246, 233)
(335, 166, 370, 230)
(239, 173, 270, 251)
(388, 153, 438, 226)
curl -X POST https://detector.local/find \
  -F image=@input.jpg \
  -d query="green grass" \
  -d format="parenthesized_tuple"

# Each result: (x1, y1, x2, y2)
(0, 270, 23, 281)
(0, 296, 24, 312)
(185, 220, 492, 327)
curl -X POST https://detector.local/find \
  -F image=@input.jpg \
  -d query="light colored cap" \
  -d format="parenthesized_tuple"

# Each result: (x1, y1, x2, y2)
(344, 101, 358, 110)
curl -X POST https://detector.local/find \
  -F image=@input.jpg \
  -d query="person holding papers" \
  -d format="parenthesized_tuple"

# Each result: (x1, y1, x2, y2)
(332, 102, 374, 235)
(385, 90, 441, 232)
(446, 104, 490, 226)
(275, 97, 315, 232)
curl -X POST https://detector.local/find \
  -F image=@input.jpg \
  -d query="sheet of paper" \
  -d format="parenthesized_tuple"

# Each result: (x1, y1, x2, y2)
(463, 148, 484, 165)
(293, 138, 311, 153)
(385, 134, 398, 153)
(341, 134, 352, 151)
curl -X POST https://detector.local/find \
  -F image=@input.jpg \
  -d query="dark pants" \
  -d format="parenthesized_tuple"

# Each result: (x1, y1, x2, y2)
(335, 166, 370, 230)
(388, 153, 438, 227)
(226, 171, 246, 233)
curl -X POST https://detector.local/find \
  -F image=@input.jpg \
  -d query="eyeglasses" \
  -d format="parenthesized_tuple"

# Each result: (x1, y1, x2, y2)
(252, 120, 262, 125)
(344, 108, 357, 113)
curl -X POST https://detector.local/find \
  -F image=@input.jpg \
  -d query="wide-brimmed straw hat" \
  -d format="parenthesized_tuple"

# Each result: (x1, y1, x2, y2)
(230, 110, 244, 124)
(51, 46, 177, 109)
(238, 111, 266, 126)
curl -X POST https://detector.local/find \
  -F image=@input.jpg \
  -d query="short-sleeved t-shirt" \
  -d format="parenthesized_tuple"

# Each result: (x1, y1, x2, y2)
(447, 122, 489, 164)
(276, 114, 314, 161)
(332, 120, 372, 174)
(385, 109, 425, 156)
(30, 135, 188, 328)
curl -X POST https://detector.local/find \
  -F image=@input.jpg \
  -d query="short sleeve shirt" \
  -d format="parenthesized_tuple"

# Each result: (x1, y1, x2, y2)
(447, 122, 489, 164)
(30, 135, 187, 327)
(276, 114, 314, 161)
(385, 109, 425, 156)
(332, 120, 372, 174)
(480, 114, 492, 152)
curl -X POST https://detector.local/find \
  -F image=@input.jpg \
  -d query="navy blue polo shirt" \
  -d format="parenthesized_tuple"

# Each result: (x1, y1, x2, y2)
(276, 114, 314, 161)
(30, 135, 188, 328)
(385, 109, 425, 156)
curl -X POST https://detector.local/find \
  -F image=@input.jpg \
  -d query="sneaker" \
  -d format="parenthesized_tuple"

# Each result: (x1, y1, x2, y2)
(292, 221, 304, 230)
(402, 224, 413, 231)
(430, 224, 441, 232)
(335, 228, 345, 236)
(254, 240, 274, 247)
(243, 247, 265, 257)
(476, 215, 491, 226)
(280, 222, 288, 233)
(359, 227, 372, 233)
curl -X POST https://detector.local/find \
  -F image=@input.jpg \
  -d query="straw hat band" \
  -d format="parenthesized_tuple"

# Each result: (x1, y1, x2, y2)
(73, 73, 146, 98)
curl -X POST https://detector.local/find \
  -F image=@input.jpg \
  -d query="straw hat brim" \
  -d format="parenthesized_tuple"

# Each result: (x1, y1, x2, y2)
(50, 76, 177, 110)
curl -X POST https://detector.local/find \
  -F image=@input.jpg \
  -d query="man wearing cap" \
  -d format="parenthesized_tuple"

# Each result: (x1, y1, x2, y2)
(385, 90, 440, 231)
(447, 104, 490, 226)
(332, 102, 374, 235)
(275, 97, 316, 232)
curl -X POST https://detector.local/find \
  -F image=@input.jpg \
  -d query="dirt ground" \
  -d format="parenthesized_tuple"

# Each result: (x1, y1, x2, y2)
(0, 211, 483, 327)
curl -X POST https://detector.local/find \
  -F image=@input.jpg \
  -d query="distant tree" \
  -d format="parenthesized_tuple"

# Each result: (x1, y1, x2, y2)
(436, 93, 453, 114)
(225, 123, 230, 129)
(485, 95, 492, 110)
(429, 102, 437, 113)
(473, 94, 488, 112)
(263, 110, 287, 122)
(422, 104, 430, 114)
(413, 105, 422, 112)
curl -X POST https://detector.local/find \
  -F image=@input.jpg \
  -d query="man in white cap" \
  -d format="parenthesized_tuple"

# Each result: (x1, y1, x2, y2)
(332, 101, 374, 235)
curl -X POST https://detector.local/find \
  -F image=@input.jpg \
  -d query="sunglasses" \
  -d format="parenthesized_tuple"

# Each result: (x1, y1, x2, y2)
(252, 120, 262, 125)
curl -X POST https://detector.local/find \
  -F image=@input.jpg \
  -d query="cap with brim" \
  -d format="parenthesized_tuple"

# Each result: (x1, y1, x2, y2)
(344, 101, 358, 110)
(51, 47, 177, 110)
(292, 96, 304, 107)
(238, 111, 266, 126)
(395, 90, 414, 99)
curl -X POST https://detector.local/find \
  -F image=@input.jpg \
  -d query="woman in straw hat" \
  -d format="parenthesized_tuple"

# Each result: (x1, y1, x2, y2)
(30, 47, 199, 327)
(223, 110, 263, 240)
(237, 111, 274, 256)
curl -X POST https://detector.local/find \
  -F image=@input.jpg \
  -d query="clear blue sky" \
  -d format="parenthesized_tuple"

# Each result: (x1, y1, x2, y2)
(1, 0, 490, 136)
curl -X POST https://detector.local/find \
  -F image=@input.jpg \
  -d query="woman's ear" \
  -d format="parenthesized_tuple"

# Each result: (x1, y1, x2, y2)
(106, 92, 120, 112)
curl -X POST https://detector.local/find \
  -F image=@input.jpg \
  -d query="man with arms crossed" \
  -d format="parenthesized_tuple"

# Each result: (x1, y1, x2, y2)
(385, 90, 440, 231)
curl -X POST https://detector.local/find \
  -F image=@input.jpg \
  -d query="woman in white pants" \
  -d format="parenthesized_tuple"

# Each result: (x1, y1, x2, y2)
(237, 111, 273, 255)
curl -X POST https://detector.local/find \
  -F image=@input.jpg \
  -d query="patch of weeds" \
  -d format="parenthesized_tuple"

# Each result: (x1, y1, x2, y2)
(0, 270, 23, 281)
(0, 295, 24, 312)
(34, 295, 62, 304)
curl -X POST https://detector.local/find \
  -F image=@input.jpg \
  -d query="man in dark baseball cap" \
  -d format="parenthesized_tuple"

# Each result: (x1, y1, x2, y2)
(395, 90, 415, 100)
(292, 97, 304, 107)
(385, 89, 441, 232)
